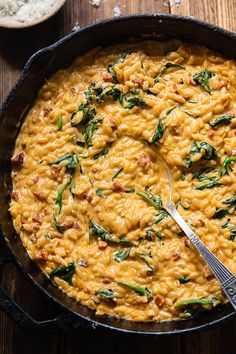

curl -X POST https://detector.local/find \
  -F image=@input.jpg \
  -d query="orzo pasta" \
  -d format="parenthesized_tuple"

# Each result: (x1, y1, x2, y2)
(10, 40, 236, 322)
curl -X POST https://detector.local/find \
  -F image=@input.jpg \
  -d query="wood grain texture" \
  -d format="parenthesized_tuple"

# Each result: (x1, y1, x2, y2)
(171, 0, 236, 32)
(1, 0, 236, 353)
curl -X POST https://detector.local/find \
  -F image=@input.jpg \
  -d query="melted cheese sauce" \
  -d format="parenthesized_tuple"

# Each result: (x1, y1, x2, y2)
(10, 40, 236, 322)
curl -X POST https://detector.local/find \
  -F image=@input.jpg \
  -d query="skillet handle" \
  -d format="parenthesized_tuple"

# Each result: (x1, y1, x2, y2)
(0, 242, 88, 334)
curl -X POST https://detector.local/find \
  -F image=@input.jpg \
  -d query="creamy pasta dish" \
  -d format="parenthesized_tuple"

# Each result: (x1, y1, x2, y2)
(10, 40, 236, 322)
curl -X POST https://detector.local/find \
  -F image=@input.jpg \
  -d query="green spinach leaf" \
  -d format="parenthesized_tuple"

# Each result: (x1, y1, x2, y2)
(136, 190, 164, 210)
(49, 262, 75, 285)
(112, 167, 123, 180)
(83, 118, 102, 148)
(71, 103, 96, 127)
(193, 69, 215, 93)
(155, 211, 169, 224)
(89, 220, 114, 243)
(195, 181, 222, 190)
(57, 114, 63, 131)
(176, 298, 214, 307)
(137, 191, 169, 224)
(114, 248, 131, 263)
(55, 182, 68, 213)
(230, 228, 236, 241)
(220, 157, 236, 177)
(209, 115, 233, 127)
(85, 88, 93, 103)
(124, 188, 136, 193)
(213, 208, 228, 219)
(154, 62, 185, 83)
(118, 280, 153, 299)
(52, 212, 65, 234)
(151, 119, 165, 144)
(166, 105, 178, 115)
(96, 188, 105, 198)
(224, 194, 236, 210)
(178, 276, 190, 284)
(136, 252, 154, 275)
(145, 228, 164, 241)
(107, 52, 131, 83)
(97, 289, 116, 300)
(184, 141, 218, 168)
(49, 153, 79, 175)
(93, 142, 113, 160)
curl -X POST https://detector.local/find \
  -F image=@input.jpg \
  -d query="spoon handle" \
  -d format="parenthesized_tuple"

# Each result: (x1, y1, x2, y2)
(168, 205, 236, 310)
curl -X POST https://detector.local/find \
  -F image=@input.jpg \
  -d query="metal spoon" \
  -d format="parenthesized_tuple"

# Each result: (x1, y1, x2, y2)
(161, 158, 236, 310)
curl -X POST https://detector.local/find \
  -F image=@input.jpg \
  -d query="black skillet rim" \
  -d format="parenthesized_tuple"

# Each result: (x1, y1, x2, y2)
(0, 13, 236, 335)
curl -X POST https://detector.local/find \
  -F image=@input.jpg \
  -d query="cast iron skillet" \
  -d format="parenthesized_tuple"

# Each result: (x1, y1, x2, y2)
(0, 13, 236, 335)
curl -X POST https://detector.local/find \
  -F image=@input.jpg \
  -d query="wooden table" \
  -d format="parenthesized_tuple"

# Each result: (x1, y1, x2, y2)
(1, 1, 236, 353)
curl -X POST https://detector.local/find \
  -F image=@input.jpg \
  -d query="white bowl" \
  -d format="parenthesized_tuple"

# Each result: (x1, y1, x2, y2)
(0, 0, 66, 29)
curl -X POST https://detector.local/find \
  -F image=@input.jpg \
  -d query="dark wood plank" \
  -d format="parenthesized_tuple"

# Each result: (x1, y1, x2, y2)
(0, 1, 236, 353)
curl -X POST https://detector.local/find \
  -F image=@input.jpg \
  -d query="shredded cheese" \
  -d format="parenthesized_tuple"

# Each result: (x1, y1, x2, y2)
(0, 0, 58, 23)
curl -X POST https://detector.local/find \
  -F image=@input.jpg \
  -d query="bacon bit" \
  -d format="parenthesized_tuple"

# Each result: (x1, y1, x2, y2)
(109, 117, 118, 130)
(203, 265, 214, 279)
(208, 130, 214, 138)
(70, 86, 78, 95)
(50, 165, 61, 179)
(112, 181, 124, 192)
(86, 190, 94, 203)
(77, 189, 89, 200)
(43, 208, 50, 215)
(35, 249, 48, 261)
(155, 295, 164, 307)
(32, 213, 42, 224)
(33, 224, 40, 231)
(43, 108, 52, 117)
(78, 259, 88, 267)
(136, 152, 151, 169)
(147, 229, 156, 241)
(32, 175, 40, 183)
(98, 240, 107, 250)
(33, 190, 47, 202)
(11, 191, 19, 201)
(102, 72, 114, 82)
(102, 278, 111, 284)
(77, 189, 93, 202)
(170, 125, 179, 136)
(59, 216, 75, 230)
(73, 221, 82, 230)
(218, 81, 228, 90)
(131, 77, 144, 86)
(92, 168, 97, 173)
(172, 251, 181, 261)
(11, 152, 24, 166)
(21, 216, 27, 224)
(172, 83, 178, 94)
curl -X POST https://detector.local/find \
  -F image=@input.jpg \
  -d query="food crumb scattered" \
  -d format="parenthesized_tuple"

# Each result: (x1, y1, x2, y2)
(72, 22, 80, 31)
(164, 0, 181, 6)
(89, 0, 101, 7)
(113, 4, 121, 16)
